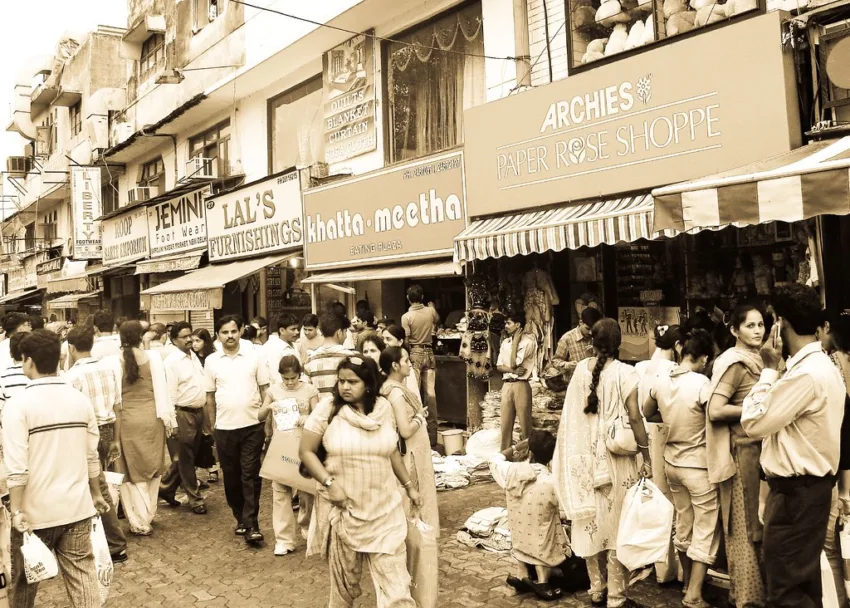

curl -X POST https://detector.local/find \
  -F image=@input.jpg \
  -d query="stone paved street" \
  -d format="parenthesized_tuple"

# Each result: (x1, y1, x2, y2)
(34, 477, 729, 607)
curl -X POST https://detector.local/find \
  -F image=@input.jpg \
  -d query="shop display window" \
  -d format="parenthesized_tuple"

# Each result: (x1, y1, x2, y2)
(568, 0, 759, 66)
(385, 2, 485, 164)
(268, 76, 324, 173)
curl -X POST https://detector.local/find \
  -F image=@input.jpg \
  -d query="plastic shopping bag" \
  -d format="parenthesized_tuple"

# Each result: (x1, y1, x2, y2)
(90, 518, 113, 606)
(20, 532, 58, 584)
(823, 550, 840, 608)
(616, 478, 674, 571)
(839, 516, 850, 600)
(104, 472, 124, 509)
(407, 518, 438, 608)
(0, 506, 10, 589)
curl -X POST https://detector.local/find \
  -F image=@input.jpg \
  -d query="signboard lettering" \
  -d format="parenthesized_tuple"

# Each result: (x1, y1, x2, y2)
(151, 290, 211, 311)
(147, 186, 209, 258)
(102, 207, 150, 266)
(71, 166, 102, 260)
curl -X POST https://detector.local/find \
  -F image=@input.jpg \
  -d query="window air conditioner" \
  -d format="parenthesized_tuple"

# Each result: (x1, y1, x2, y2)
(186, 157, 215, 180)
(128, 186, 158, 204)
(6, 156, 32, 175)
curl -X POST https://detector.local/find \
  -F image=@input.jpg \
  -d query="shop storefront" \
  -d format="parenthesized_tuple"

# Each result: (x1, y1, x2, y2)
(0, 252, 48, 313)
(140, 170, 305, 331)
(302, 149, 470, 424)
(40, 257, 101, 322)
(101, 204, 149, 319)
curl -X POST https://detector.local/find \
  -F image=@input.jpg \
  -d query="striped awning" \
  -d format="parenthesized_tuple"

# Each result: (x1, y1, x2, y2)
(454, 194, 676, 263)
(652, 136, 850, 232)
(302, 260, 461, 284)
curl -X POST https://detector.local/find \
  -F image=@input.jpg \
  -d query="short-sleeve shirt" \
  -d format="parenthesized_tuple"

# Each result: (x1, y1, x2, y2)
(204, 346, 269, 430)
(713, 363, 758, 407)
(652, 368, 712, 469)
(267, 382, 318, 435)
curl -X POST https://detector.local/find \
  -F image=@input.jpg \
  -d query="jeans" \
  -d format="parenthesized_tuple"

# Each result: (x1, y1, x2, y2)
(96, 423, 126, 555)
(10, 518, 99, 608)
(215, 423, 265, 528)
(665, 463, 721, 564)
(409, 346, 438, 447)
(160, 408, 205, 508)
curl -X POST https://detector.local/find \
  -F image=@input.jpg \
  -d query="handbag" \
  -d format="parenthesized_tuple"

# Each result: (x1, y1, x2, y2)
(604, 364, 639, 456)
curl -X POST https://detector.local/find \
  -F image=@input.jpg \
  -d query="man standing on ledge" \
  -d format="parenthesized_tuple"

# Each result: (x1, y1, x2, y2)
(741, 284, 845, 607)
(402, 285, 440, 447)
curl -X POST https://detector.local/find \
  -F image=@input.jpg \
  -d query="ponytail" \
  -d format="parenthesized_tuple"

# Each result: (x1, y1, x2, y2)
(118, 320, 143, 385)
(585, 351, 609, 414)
(122, 346, 140, 385)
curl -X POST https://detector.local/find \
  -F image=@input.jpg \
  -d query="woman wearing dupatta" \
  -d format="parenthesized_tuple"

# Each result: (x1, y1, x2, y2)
(554, 318, 652, 608)
(707, 303, 767, 607)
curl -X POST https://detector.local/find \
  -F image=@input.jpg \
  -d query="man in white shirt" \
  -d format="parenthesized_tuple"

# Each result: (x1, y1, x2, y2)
(0, 333, 30, 412)
(91, 310, 121, 362)
(3, 329, 109, 606)
(263, 312, 301, 385)
(160, 322, 208, 515)
(205, 314, 269, 545)
(0, 313, 31, 373)
(496, 312, 538, 451)
(741, 285, 845, 607)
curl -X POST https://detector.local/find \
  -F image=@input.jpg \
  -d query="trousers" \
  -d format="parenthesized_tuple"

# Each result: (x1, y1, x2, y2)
(409, 346, 438, 447)
(96, 423, 126, 555)
(160, 408, 205, 508)
(499, 381, 532, 451)
(215, 423, 265, 528)
(271, 483, 312, 548)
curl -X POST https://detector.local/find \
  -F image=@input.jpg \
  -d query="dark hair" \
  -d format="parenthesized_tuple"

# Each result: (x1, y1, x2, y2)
(331, 302, 347, 316)
(825, 311, 850, 353)
(729, 302, 766, 332)
(377, 317, 395, 327)
(320, 313, 350, 338)
(28, 315, 44, 330)
(361, 334, 386, 354)
(586, 318, 621, 415)
(528, 430, 557, 466)
(580, 307, 603, 328)
(275, 312, 300, 332)
(9, 332, 28, 362)
(192, 328, 216, 358)
(218, 314, 245, 333)
(252, 316, 268, 329)
(19, 330, 60, 374)
(66, 326, 95, 353)
(331, 356, 383, 417)
(507, 311, 526, 327)
(301, 314, 319, 328)
(772, 284, 822, 336)
(379, 346, 405, 376)
(169, 321, 193, 341)
(653, 324, 682, 351)
(120, 321, 144, 385)
(355, 299, 370, 316)
(384, 324, 406, 343)
(278, 354, 302, 376)
(149, 323, 167, 339)
(357, 309, 376, 327)
(3, 312, 29, 335)
(242, 325, 258, 341)
(685, 309, 715, 334)
(92, 310, 114, 334)
(681, 328, 715, 361)
(407, 284, 424, 304)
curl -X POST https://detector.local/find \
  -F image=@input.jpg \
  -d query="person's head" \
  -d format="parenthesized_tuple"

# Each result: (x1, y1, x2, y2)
(301, 314, 319, 340)
(3, 312, 31, 336)
(150, 323, 167, 345)
(352, 309, 375, 332)
(376, 317, 394, 333)
(728, 302, 766, 351)
(382, 325, 406, 348)
(772, 284, 822, 343)
(9, 332, 28, 363)
(379, 346, 412, 380)
(331, 301, 347, 317)
(821, 311, 850, 354)
(251, 316, 268, 340)
(192, 328, 215, 357)
(242, 325, 258, 343)
(355, 299, 370, 317)
(218, 314, 245, 352)
(360, 335, 386, 364)
(579, 307, 603, 338)
(653, 323, 683, 353)
(278, 355, 302, 391)
(19, 329, 60, 379)
(319, 313, 350, 345)
(120, 320, 144, 385)
(276, 313, 300, 344)
(139, 319, 150, 333)
(407, 284, 424, 305)
(66, 326, 95, 364)
(505, 311, 526, 336)
(679, 328, 714, 372)
(92, 310, 114, 335)
(333, 355, 382, 414)
(28, 315, 44, 330)
(528, 430, 557, 466)
(169, 321, 194, 355)
(586, 318, 622, 415)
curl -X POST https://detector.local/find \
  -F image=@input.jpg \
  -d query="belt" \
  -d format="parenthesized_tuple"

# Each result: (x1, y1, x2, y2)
(98, 421, 115, 429)
(409, 344, 433, 349)
(766, 473, 836, 493)
(503, 378, 529, 383)
(175, 405, 205, 412)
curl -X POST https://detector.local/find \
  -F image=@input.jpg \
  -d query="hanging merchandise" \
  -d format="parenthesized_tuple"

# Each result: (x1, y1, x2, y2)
(523, 262, 558, 371)
(461, 310, 492, 380)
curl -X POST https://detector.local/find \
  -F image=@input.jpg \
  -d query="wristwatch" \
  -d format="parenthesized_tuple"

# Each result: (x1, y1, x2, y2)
(323, 476, 335, 488)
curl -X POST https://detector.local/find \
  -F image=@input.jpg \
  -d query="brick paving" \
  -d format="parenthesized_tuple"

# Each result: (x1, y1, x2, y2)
(33, 477, 730, 607)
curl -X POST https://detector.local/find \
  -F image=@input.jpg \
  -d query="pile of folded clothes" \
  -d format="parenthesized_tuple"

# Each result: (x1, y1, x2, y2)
(432, 453, 494, 490)
(456, 506, 511, 553)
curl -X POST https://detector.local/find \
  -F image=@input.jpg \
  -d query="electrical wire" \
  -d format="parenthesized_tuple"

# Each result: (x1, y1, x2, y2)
(508, 19, 567, 95)
(229, 0, 520, 62)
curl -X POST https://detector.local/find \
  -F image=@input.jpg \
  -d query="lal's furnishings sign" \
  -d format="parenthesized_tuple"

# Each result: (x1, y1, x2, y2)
(462, 12, 800, 217)
(204, 170, 303, 262)
(102, 206, 150, 266)
(147, 186, 209, 258)
(71, 167, 102, 260)
(303, 150, 467, 270)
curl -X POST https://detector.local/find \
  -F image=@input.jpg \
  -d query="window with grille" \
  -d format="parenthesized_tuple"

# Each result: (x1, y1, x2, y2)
(139, 157, 166, 193)
(41, 209, 58, 242)
(140, 34, 166, 81)
(102, 178, 119, 215)
(69, 102, 82, 137)
(24, 224, 36, 251)
(193, 0, 224, 32)
(189, 120, 231, 178)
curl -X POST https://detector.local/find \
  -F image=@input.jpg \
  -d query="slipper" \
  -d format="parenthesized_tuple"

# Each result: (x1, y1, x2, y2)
(506, 575, 530, 593)
(523, 578, 563, 601)
(682, 599, 712, 608)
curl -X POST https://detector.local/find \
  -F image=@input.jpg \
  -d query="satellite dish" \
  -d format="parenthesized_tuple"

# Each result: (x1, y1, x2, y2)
(826, 37, 850, 90)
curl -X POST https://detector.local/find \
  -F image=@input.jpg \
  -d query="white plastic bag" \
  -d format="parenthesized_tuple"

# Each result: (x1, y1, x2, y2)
(20, 532, 58, 584)
(90, 518, 113, 606)
(104, 472, 124, 509)
(616, 478, 674, 571)
(839, 516, 850, 600)
(823, 550, 840, 608)
(407, 518, 438, 608)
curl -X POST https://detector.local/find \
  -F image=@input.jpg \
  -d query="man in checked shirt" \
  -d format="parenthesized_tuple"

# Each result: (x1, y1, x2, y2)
(550, 307, 603, 387)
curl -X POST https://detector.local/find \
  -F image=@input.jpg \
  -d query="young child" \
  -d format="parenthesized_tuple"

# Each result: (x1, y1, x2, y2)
(489, 430, 568, 601)
(258, 355, 319, 556)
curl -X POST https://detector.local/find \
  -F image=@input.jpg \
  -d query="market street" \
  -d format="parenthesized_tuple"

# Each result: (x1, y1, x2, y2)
(32, 480, 723, 607)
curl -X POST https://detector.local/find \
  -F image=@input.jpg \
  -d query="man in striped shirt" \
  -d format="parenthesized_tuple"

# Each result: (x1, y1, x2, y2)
(0, 333, 30, 411)
(304, 313, 358, 395)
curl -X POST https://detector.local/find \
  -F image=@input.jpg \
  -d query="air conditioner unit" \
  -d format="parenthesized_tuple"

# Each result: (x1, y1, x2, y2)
(186, 157, 215, 180)
(128, 186, 158, 204)
(6, 156, 32, 175)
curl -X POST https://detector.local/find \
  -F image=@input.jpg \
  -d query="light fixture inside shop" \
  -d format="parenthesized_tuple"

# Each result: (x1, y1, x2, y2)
(289, 256, 304, 269)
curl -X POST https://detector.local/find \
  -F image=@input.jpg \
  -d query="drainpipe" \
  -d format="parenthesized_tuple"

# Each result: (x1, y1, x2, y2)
(513, 0, 532, 88)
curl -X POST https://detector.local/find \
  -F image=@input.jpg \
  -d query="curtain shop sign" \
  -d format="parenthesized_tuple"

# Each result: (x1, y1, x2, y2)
(462, 12, 801, 217)
(102, 206, 150, 266)
(204, 170, 303, 262)
(147, 186, 209, 258)
(303, 150, 467, 269)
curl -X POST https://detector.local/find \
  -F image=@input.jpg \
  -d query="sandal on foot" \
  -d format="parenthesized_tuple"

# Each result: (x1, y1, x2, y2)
(683, 599, 712, 608)
(506, 575, 530, 593)
(590, 591, 608, 606)
(523, 578, 563, 601)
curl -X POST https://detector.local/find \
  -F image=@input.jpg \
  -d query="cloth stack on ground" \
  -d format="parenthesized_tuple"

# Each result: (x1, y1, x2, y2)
(432, 453, 492, 490)
(476, 382, 565, 444)
(456, 506, 512, 553)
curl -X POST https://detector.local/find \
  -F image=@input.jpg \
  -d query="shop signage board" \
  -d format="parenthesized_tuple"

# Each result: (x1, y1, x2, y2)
(149, 289, 219, 312)
(102, 206, 150, 266)
(205, 170, 303, 262)
(322, 31, 377, 164)
(36, 257, 63, 290)
(70, 166, 103, 260)
(147, 186, 210, 258)
(462, 12, 800, 217)
(303, 150, 467, 270)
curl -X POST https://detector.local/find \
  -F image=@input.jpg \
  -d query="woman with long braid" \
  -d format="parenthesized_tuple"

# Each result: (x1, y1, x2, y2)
(553, 318, 652, 608)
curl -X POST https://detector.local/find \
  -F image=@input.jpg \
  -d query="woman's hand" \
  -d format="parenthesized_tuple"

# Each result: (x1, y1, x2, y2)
(639, 461, 652, 479)
(407, 487, 423, 510)
(296, 415, 308, 428)
(327, 482, 350, 508)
